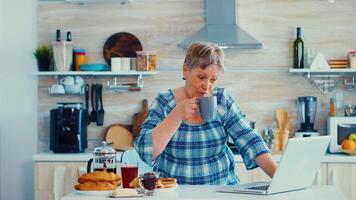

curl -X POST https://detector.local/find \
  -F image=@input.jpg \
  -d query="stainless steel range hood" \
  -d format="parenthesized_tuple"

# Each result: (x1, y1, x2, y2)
(178, 0, 262, 49)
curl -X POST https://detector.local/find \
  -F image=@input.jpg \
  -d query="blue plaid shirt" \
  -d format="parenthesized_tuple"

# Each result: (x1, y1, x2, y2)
(134, 88, 270, 185)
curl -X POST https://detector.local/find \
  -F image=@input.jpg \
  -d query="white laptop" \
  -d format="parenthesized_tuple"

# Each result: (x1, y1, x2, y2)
(217, 136, 331, 195)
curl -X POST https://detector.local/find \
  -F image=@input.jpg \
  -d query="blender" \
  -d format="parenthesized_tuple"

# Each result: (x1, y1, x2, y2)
(295, 96, 320, 138)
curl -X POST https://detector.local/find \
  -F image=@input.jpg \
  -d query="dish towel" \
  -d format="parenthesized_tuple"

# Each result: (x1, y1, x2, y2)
(53, 166, 66, 200)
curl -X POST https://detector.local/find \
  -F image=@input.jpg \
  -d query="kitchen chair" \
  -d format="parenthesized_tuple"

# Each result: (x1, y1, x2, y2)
(120, 148, 153, 175)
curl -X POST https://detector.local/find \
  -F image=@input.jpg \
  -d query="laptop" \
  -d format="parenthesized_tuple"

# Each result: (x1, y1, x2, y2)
(217, 136, 331, 195)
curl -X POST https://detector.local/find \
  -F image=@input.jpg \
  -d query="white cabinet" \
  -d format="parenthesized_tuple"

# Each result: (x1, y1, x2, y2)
(327, 163, 356, 200)
(313, 163, 328, 185)
(35, 162, 86, 200)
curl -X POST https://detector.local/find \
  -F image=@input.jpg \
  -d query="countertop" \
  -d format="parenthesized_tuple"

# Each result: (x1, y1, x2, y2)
(33, 152, 356, 163)
(61, 185, 346, 200)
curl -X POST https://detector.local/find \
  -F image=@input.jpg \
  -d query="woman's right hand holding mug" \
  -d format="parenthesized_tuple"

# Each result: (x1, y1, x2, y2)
(174, 97, 199, 121)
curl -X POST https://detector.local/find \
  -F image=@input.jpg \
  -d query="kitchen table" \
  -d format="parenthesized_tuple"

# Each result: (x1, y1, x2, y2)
(61, 185, 345, 200)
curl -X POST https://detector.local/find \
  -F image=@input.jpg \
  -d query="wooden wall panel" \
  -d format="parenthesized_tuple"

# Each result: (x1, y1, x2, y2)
(37, 0, 356, 151)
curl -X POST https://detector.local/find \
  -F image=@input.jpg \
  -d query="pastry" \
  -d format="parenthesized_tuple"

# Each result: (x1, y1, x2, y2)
(157, 178, 178, 188)
(129, 177, 140, 188)
(78, 171, 121, 183)
(74, 181, 117, 191)
(75, 171, 122, 191)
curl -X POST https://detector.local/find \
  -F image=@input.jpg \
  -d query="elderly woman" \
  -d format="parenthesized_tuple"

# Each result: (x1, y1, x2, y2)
(134, 42, 277, 185)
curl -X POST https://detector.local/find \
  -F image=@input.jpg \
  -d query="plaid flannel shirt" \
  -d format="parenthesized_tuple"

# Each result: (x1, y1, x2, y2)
(134, 88, 270, 185)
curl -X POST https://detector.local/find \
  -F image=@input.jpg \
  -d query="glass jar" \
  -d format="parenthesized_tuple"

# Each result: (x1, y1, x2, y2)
(136, 51, 157, 71)
(349, 51, 356, 68)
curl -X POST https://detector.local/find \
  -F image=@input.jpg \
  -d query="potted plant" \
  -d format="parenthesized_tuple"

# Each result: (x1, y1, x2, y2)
(33, 45, 52, 71)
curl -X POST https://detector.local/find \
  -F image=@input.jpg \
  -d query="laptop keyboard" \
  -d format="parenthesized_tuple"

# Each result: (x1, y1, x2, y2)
(247, 185, 269, 190)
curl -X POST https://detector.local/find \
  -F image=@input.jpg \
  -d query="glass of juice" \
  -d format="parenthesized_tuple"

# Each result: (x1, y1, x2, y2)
(120, 162, 138, 188)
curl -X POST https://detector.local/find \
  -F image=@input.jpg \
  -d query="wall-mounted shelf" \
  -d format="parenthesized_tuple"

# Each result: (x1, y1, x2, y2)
(289, 68, 356, 78)
(289, 68, 356, 93)
(34, 71, 159, 92)
(40, 0, 132, 4)
(33, 71, 158, 76)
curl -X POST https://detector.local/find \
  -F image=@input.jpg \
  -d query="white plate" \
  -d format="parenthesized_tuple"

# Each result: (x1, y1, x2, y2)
(74, 189, 114, 196)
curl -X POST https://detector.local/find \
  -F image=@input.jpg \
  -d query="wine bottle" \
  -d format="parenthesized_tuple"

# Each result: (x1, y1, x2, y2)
(56, 29, 61, 42)
(293, 27, 304, 69)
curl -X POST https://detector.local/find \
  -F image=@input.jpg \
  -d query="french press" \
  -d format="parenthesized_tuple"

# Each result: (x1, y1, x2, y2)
(87, 141, 118, 173)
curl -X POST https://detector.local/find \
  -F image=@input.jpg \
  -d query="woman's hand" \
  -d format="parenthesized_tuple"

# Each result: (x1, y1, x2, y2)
(174, 97, 199, 121)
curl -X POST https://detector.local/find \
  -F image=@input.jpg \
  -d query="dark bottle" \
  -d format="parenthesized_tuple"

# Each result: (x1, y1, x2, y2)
(66, 31, 72, 42)
(293, 27, 304, 68)
(56, 29, 61, 42)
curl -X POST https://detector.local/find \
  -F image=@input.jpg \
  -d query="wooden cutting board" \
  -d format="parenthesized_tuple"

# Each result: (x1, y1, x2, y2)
(105, 124, 133, 151)
(132, 99, 149, 137)
(103, 32, 143, 66)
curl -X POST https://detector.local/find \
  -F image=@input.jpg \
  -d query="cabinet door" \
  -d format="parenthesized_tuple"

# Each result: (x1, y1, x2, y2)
(312, 163, 327, 185)
(327, 163, 356, 200)
(35, 162, 86, 200)
(235, 162, 252, 184)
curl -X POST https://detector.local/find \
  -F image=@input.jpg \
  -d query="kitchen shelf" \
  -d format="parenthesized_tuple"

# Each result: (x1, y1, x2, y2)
(34, 71, 159, 92)
(289, 68, 356, 78)
(289, 68, 356, 93)
(33, 71, 158, 76)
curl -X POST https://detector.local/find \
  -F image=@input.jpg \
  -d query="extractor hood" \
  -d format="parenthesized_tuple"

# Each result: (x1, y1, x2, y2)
(178, 0, 262, 49)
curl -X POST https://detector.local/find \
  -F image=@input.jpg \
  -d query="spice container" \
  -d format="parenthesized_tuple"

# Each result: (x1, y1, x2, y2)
(349, 51, 356, 68)
(136, 51, 157, 71)
(73, 48, 86, 71)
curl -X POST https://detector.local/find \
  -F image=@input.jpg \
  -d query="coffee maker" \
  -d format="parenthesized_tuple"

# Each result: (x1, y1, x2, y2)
(87, 141, 118, 173)
(50, 102, 88, 153)
(295, 96, 320, 138)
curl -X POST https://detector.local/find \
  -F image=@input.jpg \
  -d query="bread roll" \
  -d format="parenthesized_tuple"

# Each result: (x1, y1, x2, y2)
(78, 171, 121, 183)
(157, 178, 178, 188)
(75, 182, 117, 191)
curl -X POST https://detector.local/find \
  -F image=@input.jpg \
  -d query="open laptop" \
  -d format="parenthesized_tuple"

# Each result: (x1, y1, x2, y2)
(217, 136, 331, 195)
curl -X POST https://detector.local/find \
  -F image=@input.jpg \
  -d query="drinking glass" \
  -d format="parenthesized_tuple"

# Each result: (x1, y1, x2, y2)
(120, 162, 138, 188)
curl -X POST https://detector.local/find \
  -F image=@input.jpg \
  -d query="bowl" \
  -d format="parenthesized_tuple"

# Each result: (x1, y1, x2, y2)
(64, 84, 82, 94)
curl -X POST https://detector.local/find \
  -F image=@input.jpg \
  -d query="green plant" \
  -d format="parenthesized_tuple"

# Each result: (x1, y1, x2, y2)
(34, 45, 52, 71)
(33, 45, 52, 59)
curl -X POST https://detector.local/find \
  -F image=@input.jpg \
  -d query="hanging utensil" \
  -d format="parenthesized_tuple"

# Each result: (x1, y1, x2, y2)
(84, 83, 90, 125)
(97, 83, 105, 126)
(90, 83, 97, 123)
(94, 83, 100, 126)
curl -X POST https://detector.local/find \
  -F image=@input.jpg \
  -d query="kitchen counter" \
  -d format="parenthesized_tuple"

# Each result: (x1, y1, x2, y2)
(33, 152, 356, 163)
(61, 185, 345, 200)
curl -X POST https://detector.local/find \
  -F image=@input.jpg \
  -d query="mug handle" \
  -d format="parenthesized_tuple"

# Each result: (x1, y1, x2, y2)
(59, 78, 66, 85)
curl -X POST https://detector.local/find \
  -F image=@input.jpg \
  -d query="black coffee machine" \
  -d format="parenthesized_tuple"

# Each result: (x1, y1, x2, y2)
(50, 102, 88, 153)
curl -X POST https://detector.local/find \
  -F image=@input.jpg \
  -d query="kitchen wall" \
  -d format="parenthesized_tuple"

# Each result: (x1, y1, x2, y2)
(1, 0, 37, 200)
(37, 0, 356, 152)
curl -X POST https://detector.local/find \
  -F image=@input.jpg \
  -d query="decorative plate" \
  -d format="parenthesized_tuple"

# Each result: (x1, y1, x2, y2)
(103, 32, 143, 66)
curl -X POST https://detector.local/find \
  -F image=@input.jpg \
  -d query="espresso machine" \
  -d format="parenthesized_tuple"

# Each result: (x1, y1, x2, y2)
(295, 96, 320, 138)
(50, 102, 88, 153)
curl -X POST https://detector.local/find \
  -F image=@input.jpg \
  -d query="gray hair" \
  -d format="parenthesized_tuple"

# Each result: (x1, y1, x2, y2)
(183, 41, 224, 71)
